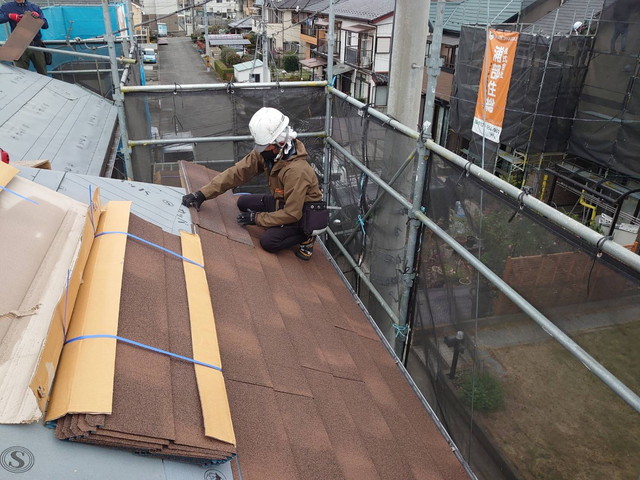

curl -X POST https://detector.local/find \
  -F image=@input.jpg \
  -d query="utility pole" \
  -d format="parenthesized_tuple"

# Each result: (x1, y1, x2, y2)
(423, 0, 445, 139)
(368, 0, 430, 352)
(203, 0, 210, 70)
(262, 0, 269, 82)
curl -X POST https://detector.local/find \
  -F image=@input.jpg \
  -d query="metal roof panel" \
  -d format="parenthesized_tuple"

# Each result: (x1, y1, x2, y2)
(0, 64, 117, 176)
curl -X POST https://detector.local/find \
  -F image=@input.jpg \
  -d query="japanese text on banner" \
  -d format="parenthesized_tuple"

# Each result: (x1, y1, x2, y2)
(472, 29, 519, 143)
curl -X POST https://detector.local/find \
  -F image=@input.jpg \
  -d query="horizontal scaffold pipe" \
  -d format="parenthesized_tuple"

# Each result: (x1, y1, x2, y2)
(423, 139, 640, 274)
(128, 131, 325, 147)
(327, 136, 640, 414)
(121, 80, 328, 94)
(4, 43, 136, 63)
(327, 86, 421, 140)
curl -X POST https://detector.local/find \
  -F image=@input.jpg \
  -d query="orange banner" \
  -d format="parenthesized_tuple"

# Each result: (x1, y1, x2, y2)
(472, 29, 519, 143)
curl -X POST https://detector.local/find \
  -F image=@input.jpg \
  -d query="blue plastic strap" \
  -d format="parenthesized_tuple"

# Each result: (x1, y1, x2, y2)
(392, 323, 409, 339)
(65, 334, 222, 372)
(0, 185, 39, 205)
(356, 215, 366, 234)
(88, 184, 96, 234)
(95, 231, 204, 268)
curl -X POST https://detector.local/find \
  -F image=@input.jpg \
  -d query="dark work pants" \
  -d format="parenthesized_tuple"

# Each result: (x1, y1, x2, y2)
(236, 194, 308, 253)
(16, 49, 47, 75)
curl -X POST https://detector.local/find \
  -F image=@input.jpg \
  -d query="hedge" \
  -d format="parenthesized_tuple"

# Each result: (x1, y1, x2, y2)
(214, 59, 234, 81)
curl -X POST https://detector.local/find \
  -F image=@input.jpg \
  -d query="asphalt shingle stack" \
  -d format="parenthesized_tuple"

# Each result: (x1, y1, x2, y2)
(54, 214, 236, 464)
(180, 161, 470, 480)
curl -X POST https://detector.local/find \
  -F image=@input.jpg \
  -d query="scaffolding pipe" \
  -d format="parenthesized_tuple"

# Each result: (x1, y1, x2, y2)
(326, 229, 402, 327)
(326, 137, 640, 414)
(11, 44, 136, 63)
(121, 80, 327, 93)
(128, 131, 325, 147)
(102, 0, 133, 179)
(322, 0, 336, 206)
(49, 68, 123, 75)
(341, 150, 416, 248)
(397, 141, 430, 351)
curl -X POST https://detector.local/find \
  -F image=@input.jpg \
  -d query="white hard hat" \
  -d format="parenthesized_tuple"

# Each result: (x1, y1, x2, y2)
(249, 107, 289, 152)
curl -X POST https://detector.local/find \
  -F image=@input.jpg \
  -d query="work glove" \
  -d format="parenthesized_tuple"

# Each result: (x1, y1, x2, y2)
(29, 11, 40, 18)
(8, 13, 23, 21)
(236, 211, 256, 226)
(181, 190, 205, 211)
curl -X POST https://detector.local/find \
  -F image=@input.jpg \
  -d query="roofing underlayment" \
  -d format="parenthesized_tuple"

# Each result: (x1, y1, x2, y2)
(0, 64, 117, 175)
(180, 161, 470, 479)
(17, 165, 191, 236)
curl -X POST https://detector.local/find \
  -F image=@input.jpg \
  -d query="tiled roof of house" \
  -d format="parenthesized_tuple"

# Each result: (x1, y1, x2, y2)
(431, 0, 522, 33)
(268, 0, 395, 21)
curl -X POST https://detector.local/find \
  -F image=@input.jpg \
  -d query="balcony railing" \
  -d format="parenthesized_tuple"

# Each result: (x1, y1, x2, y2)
(345, 47, 372, 69)
(317, 39, 340, 59)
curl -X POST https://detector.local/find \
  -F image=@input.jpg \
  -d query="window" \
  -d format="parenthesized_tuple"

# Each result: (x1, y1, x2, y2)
(376, 36, 391, 53)
(267, 9, 283, 23)
(374, 85, 388, 106)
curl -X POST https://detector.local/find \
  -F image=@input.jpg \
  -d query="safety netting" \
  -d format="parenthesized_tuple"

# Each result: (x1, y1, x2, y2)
(568, 0, 640, 177)
(324, 97, 640, 480)
(450, 25, 592, 173)
(409, 151, 640, 480)
(123, 86, 326, 183)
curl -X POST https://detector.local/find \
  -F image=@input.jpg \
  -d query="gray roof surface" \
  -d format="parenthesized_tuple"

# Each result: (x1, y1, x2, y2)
(431, 0, 522, 32)
(522, 0, 604, 35)
(16, 166, 192, 236)
(270, 0, 520, 29)
(0, 64, 117, 176)
(268, 0, 395, 21)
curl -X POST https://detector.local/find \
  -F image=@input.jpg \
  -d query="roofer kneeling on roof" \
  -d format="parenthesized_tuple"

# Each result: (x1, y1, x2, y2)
(182, 107, 328, 261)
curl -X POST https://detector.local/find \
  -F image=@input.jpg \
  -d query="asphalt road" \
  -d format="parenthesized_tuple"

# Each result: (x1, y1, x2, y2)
(153, 36, 235, 165)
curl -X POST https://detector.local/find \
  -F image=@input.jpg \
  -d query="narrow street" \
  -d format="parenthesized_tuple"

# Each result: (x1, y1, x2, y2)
(150, 36, 235, 164)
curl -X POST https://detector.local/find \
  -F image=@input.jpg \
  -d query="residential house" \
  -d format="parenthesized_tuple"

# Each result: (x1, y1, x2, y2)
(261, 0, 394, 108)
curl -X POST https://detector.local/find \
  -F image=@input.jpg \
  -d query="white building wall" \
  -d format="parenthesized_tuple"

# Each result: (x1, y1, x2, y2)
(373, 18, 392, 73)
(143, 0, 177, 16)
(267, 11, 300, 50)
(207, 0, 241, 18)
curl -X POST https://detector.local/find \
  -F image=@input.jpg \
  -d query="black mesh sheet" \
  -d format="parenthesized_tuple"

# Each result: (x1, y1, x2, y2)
(124, 86, 326, 183)
(450, 26, 591, 156)
(407, 153, 640, 480)
(327, 97, 418, 341)
(568, 0, 640, 176)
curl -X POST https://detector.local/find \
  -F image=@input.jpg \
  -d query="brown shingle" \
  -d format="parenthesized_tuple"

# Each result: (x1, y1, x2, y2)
(179, 162, 471, 479)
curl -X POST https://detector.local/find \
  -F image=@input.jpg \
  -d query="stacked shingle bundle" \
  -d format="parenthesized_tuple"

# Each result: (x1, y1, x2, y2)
(53, 214, 235, 465)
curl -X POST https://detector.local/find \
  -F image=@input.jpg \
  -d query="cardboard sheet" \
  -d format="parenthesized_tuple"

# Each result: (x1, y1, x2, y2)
(0, 171, 88, 423)
(0, 160, 19, 187)
(180, 231, 236, 445)
(30, 189, 102, 413)
(46, 201, 131, 420)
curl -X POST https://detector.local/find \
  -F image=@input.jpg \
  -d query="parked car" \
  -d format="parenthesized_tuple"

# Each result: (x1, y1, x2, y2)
(142, 48, 157, 64)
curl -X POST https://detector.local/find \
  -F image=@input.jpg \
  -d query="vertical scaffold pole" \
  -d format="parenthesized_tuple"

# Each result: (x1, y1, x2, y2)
(102, 0, 134, 179)
(323, 0, 336, 205)
(398, 139, 429, 362)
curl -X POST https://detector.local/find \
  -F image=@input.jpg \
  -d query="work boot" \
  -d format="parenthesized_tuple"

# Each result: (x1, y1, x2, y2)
(295, 236, 315, 261)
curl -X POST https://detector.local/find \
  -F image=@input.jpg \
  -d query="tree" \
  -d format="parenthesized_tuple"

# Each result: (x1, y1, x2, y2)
(283, 54, 299, 72)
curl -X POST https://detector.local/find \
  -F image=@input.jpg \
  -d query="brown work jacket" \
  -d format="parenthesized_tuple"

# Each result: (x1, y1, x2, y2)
(199, 139, 322, 228)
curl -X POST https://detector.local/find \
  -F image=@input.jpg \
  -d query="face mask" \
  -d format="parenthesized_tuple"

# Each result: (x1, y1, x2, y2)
(261, 149, 278, 170)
